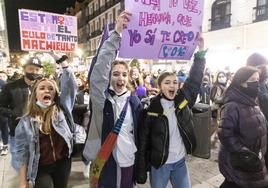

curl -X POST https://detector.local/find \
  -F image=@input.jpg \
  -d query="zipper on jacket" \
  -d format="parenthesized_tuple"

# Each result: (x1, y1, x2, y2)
(159, 115, 168, 167)
(49, 134, 57, 162)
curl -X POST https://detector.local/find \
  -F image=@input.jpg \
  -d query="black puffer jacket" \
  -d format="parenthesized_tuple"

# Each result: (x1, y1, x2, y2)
(259, 81, 268, 121)
(218, 88, 268, 188)
(136, 53, 206, 184)
(72, 90, 88, 125)
(0, 77, 30, 136)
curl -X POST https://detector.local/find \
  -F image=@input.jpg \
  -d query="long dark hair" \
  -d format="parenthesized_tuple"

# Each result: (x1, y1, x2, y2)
(215, 71, 227, 85)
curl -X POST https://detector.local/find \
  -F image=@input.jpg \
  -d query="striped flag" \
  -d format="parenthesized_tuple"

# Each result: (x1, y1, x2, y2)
(90, 97, 130, 188)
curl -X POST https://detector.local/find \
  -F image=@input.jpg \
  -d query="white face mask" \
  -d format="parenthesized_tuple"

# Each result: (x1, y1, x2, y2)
(218, 77, 227, 84)
(109, 85, 127, 96)
(36, 100, 50, 109)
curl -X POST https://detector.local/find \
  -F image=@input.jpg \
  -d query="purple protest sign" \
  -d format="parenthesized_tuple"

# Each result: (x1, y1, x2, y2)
(19, 9, 77, 52)
(119, 0, 204, 60)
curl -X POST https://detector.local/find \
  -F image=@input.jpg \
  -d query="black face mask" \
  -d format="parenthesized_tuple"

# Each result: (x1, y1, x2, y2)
(240, 81, 260, 98)
(25, 73, 42, 81)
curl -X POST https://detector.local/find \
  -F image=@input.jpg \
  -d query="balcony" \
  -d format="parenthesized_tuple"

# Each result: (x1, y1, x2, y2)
(93, 9, 101, 17)
(88, 0, 121, 22)
(90, 29, 102, 39)
(89, 50, 97, 57)
(87, 15, 94, 22)
(106, 0, 121, 9)
(109, 22, 115, 30)
(253, 4, 268, 22)
(209, 14, 231, 31)
(100, 5, 106, 13)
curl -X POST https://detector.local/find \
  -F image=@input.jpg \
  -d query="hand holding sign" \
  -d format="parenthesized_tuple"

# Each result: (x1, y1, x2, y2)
(49, 51, 69, 68)
(115, 11, 132, 34)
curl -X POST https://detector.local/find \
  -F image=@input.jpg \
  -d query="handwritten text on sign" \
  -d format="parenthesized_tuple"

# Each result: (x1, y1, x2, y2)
(19, 9, 77, 52)
(119, 0, 204, 60)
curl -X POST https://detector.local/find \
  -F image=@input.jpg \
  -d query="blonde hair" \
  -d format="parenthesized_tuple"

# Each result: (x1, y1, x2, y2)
(25, 78, 60, 134)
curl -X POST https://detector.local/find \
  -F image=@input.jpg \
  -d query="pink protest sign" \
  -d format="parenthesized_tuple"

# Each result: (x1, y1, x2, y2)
(19, 9, 77, 52)
(119, 0, 204, 60)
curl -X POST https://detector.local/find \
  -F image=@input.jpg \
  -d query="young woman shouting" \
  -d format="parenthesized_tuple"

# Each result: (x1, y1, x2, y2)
(136, 37, 206, 188)
(15, 58, 77, 188)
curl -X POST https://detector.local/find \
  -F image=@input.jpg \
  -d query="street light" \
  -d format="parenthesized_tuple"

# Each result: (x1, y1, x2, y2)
(75, 48, 83, 58)
(20, 58, 26, 65)
(75, 48, 84, 66)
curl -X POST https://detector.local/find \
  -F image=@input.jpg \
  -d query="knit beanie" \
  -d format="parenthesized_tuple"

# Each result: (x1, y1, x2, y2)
(246, 53, 268, 67)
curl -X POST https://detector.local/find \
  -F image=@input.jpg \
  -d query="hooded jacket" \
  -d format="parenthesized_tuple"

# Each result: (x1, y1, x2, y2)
(218, 87, 268, 188)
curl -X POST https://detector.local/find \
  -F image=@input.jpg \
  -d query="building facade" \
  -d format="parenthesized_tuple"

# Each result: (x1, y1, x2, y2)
(87, 0, 122, 57)
(203, 0, 268, 72)
(69, 0, 122, 64)
(73, 0, 268, 72)
(0, 0, 9, 69)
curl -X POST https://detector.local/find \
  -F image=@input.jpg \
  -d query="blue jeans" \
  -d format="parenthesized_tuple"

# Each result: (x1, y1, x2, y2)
(150, 158, 191, 188)
(9, 136, 19, 172)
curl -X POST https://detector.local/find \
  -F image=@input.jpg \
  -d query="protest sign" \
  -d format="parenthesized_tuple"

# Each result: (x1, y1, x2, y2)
(19, 9, 77, 52)
(119, 0, 204, 60)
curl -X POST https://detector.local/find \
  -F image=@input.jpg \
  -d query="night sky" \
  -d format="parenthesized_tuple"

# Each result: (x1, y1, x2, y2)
(5, 0, 81, 51)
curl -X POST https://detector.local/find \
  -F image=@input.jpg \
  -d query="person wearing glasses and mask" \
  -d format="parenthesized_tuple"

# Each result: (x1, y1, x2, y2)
(0, 57, 43, 171)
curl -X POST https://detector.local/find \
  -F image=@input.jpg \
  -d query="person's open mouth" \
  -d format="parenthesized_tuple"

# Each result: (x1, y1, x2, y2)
(43, 95, 52, 103)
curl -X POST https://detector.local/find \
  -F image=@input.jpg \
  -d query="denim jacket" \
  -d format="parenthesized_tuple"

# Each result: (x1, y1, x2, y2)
(15, 67, 77, 184)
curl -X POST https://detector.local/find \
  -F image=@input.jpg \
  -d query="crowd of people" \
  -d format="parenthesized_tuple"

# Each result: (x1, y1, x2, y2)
(0, 11, 268, 188)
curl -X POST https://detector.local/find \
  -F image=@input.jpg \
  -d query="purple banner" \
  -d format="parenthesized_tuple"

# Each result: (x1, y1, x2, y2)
(119, 0, 204, 60)
(19, 9, 77, 52)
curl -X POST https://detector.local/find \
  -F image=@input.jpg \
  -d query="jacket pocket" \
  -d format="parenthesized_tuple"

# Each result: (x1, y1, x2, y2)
(230, 150, 263, 172)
